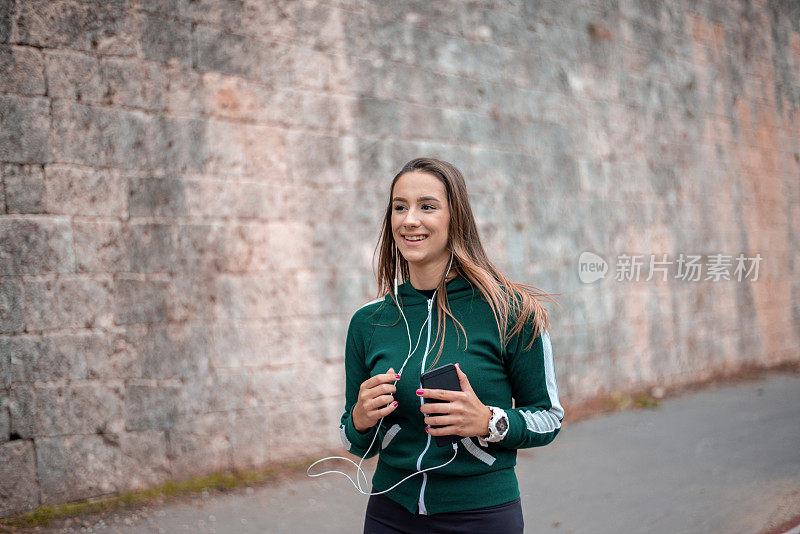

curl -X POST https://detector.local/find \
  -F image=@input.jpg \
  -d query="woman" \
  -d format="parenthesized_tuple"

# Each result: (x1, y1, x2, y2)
(340, 157, 564, 533)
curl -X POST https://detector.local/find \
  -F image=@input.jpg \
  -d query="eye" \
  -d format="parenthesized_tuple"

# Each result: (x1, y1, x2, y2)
(393, 205, 406, 212)
(422, 204, 435, 210)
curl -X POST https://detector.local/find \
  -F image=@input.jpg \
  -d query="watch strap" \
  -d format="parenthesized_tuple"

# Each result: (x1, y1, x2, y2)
(479, 406, 508, 445)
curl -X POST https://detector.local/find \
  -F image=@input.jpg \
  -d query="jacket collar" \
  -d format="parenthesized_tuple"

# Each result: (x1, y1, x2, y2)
(395, 275, 475, 306)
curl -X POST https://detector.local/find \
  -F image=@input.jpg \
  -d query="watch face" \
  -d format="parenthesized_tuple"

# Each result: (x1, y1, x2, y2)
(496, 416, 508, 433)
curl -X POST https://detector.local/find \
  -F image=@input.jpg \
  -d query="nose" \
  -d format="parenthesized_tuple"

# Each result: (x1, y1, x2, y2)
(402, 206, 421, 227)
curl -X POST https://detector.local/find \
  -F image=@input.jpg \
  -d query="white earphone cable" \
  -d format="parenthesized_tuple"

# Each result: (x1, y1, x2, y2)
(306, 249, 457, 495)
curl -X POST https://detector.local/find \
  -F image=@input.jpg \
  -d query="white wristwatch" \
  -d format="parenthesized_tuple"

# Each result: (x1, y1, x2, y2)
(477, 406, 509, 447)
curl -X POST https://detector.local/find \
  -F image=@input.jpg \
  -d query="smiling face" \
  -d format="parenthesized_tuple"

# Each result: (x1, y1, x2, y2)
(391, 171, 451, 271)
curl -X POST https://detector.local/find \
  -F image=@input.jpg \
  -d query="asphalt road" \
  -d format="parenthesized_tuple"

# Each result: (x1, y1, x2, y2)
(42, 371, 800, 534)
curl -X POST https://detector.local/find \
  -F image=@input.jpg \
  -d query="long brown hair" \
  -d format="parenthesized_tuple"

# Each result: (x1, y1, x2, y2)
(373, 157, 560, 370)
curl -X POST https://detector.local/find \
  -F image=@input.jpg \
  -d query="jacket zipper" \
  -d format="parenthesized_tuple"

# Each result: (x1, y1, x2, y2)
(415, 298, 433, 515)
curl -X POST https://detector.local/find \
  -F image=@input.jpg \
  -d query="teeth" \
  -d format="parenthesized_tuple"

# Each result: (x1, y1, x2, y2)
(406, 235, 427, 241)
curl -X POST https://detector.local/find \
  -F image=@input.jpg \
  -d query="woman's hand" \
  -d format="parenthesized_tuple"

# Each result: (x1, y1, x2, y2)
(417, 363, 492, 438)
(352, 367, 401, 432)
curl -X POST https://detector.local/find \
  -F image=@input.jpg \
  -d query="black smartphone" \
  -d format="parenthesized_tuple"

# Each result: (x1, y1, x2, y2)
(420, 363, 462, 447)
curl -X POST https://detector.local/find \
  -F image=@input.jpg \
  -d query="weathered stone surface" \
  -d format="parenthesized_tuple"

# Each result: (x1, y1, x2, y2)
(166, 412, 231, 477)
(15, 0, 140, 55)
(128, 223, 178, 274)
(0, 389, 9, 441)
(0, 95, 49, 163)
(85, 326, 143, 380)
(44, 49, 103, 102)
(193, 24, 257, 80)
(212, 273, 298, 320)
(100, 56, 168, 111)
(139, 323, 210, 380)
(0, 0, 12, 44)
(36, 434, 121, 505)
(165, 274, 224, 323)
(50, 101, 149, 170)
(228, 408, 270, 471)
(24, 275, 114, 331)
(0, 440, 38, 516)
(268, 399, 341, 463)
(141, 13, 192, 67)
(184, 220, 310, 273)
(20, 277, 57, 331)
(0, 218, 74, 276)
(72, 220, 130, 273)
(201, 74, 291, 124)
(3, 163, 44, 214)
(248, 361, 339, 409)
(0, 276, 24, 334)
(68, 381, 126, 434)
(202, 118, 246, 175)
(55, 275, 115, 329)
(8, 383, 33, 438)
(143, 115, 207, 173)
(287, 131, 347, 185)
(173, 223, 226, 273)
(0, 45, 45, 95)
(33, 381, 125, 436)
(113, 277, 169, 325)
(0, 338, 8, 387)
(125, 381, 181, 431)
(221, 315, 346, 370)
(43, 165, 127, 217)
(117, 430, 169, 492)
(7, 379, 126, 438)
(242, 123, 288, 178)
(164, 65, 204, 115)
(129, 176, 188, 218)
(8, 333, 88, 382)
(197, 369, 249, 412)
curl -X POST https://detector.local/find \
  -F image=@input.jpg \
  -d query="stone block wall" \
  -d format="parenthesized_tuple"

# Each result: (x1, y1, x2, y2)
(1, 0, 798, 516)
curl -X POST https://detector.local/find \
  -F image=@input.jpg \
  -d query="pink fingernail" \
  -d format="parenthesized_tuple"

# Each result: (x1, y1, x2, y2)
(416, 389, 424, 395)
(392, 401, 398, 407)
(395, 374, 401, 379)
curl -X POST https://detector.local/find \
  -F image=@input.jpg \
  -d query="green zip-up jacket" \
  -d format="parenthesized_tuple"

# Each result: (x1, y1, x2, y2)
(338, 275, 565, 515)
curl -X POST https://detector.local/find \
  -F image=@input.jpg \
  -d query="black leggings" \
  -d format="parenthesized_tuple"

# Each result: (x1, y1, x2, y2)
(363, 492, 524, 534)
